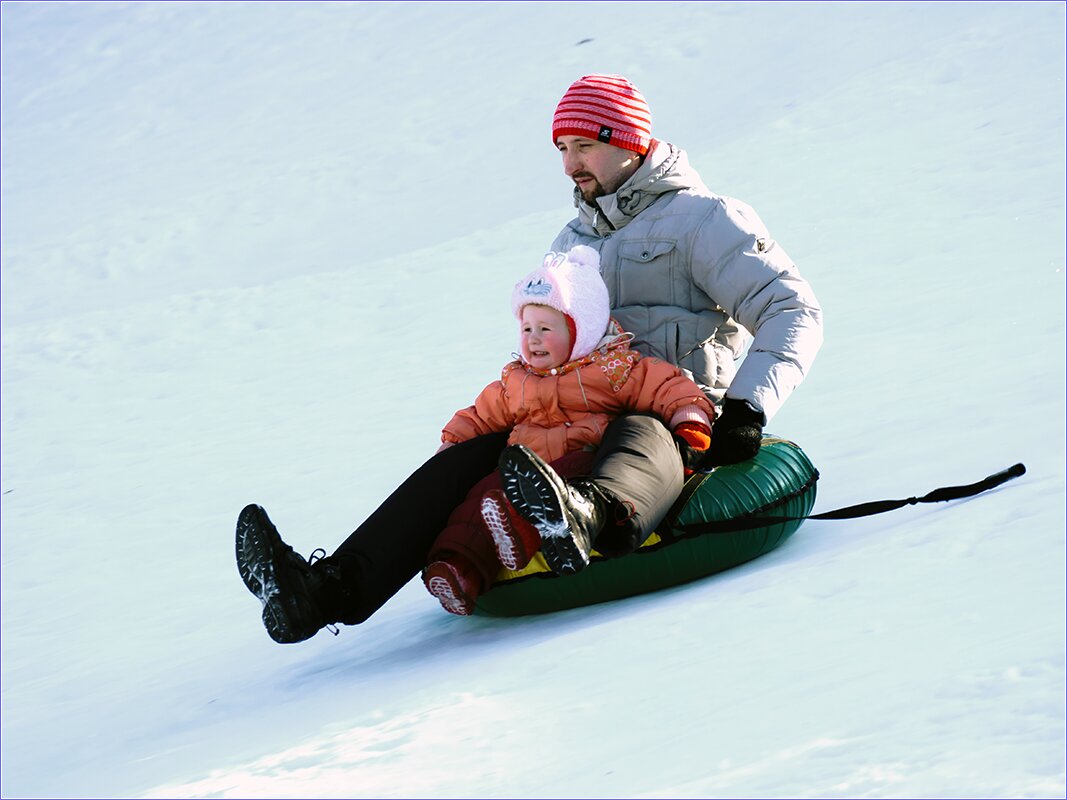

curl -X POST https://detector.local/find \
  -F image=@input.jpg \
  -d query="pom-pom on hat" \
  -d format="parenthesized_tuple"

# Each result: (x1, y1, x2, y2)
(512, 245, 610, 362)
(552, 74, 652, 156)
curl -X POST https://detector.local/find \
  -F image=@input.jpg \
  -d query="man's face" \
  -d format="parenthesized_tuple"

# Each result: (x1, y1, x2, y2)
(556, 135, 643, 205)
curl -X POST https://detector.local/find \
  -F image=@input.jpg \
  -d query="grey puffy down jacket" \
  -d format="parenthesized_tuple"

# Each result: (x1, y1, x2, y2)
(551, 139, 823, 421)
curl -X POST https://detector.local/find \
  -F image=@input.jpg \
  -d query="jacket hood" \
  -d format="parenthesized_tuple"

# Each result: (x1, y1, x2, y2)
(574, 140, 704, 235)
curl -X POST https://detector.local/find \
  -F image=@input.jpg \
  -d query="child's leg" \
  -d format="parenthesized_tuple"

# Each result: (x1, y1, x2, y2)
(425, 450, 602, 613)
(424, 471, 504, 615)
(427, 471, 504, 587)
(481, 450, 596, 570)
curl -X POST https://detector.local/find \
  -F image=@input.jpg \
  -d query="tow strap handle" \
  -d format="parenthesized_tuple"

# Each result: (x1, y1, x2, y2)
(676, 462, 1027, 535)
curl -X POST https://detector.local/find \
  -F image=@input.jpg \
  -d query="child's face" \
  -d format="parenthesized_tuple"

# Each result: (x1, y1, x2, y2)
(520, 305, 572, 370)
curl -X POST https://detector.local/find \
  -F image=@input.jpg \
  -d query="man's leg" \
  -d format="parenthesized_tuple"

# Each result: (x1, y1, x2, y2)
(237, 432, 510, 642)
(328, 432, 510, 623)
(498, 414, 683, 572)
(587, 413, 684, 555)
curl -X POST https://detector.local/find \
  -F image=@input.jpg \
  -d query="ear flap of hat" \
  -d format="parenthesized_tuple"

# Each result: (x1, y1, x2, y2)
(563, 314, 578, 360)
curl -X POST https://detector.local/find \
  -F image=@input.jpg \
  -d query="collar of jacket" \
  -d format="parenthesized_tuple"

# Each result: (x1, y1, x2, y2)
(574, 140, 697, 236)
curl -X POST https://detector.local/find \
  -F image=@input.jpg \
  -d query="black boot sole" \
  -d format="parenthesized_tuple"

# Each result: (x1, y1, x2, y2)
(235, 504, 311, 644)
(499, 447, 590, 576)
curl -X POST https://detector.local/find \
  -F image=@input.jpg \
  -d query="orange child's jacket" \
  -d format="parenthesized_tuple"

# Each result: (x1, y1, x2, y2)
(442, 324, 715, 464)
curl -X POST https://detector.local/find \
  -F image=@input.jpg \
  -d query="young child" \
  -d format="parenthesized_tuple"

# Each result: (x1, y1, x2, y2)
(423, 245, 715, 615)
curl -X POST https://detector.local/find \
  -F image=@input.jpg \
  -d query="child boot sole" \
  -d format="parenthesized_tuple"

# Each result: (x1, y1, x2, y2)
(481, 493, 529, 572)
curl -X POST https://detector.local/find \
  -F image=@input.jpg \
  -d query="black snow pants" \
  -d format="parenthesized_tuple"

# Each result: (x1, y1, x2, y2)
(329, 413, 683, 623)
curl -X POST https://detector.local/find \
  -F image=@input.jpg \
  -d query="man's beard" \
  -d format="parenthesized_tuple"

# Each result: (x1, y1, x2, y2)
(575, 175, 604, 205)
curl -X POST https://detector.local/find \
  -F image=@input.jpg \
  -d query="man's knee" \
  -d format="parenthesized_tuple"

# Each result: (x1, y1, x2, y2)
(594, 413, 682, 475)
(589, 414, 684, 544)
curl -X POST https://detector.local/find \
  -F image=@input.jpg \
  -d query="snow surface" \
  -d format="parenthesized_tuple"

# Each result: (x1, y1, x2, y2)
(1, 2, 1064, 797)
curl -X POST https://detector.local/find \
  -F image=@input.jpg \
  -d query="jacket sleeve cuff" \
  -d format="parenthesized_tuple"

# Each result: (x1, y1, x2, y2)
(669, 404, 712, 431)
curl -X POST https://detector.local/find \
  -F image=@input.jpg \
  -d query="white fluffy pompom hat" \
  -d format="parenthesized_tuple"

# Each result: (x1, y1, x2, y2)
(511, 244, 610, 362)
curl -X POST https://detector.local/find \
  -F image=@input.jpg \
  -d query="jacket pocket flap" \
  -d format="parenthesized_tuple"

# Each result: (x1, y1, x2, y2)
(619, 239, 676, 263)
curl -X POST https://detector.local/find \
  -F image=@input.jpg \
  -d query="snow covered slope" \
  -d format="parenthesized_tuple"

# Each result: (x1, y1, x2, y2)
(2, 2, 1064, 797)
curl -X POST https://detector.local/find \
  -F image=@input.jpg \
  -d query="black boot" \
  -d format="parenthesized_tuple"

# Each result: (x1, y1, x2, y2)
(498, 445, 607, 576)
(235, 504, 348, 644)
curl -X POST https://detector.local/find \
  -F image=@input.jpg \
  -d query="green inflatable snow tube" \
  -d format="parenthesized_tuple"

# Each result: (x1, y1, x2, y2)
(473, 436, 818, 617)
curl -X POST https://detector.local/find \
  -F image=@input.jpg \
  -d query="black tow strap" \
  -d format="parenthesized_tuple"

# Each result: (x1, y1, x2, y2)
(677, 462, 1027, 535)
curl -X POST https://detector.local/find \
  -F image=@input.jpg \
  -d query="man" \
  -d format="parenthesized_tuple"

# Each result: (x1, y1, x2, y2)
(497, 74, 823, 576)
(235, 74, 822, 643)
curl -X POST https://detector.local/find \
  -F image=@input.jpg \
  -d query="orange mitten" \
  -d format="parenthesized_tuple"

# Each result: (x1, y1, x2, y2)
(673, 421, 711, 451)
(672, 421, 712, 475)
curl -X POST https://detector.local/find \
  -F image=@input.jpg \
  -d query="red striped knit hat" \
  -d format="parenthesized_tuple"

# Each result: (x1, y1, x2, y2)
(552, 74, 652, 155)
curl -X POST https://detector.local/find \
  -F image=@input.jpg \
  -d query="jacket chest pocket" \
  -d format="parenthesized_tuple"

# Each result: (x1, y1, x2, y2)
(615, 239, 677, 306)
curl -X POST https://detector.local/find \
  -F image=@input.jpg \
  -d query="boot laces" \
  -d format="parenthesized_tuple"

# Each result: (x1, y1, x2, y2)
(306, 548, 340, 636)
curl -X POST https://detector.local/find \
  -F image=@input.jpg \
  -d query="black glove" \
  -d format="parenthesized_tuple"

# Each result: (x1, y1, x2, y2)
(705, 398, 765, 467)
